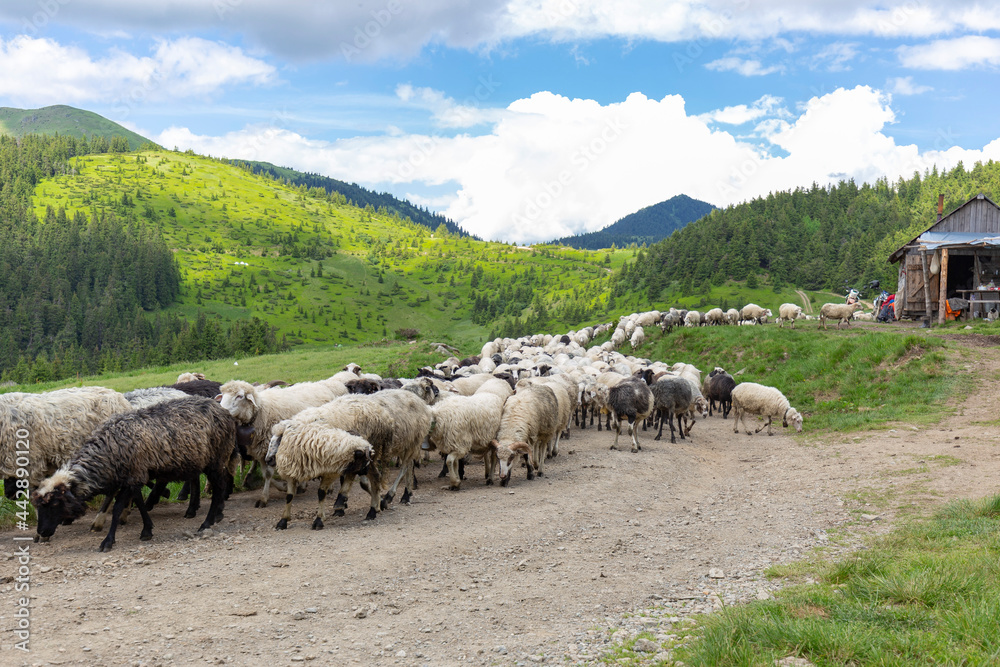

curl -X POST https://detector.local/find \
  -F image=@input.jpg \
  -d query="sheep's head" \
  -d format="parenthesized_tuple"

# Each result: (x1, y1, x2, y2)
(495, 440, 530, 487)
(785, 408, 804, 432)
(218, 380, 259, 424)
(694, 396, 709, 419)
(31, 469, 87, 540)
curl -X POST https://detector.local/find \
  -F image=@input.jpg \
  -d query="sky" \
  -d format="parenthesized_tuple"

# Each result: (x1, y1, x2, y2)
(1, 1, 1000, 243)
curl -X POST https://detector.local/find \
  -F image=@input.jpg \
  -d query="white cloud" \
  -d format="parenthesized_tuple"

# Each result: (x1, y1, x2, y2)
(812, 42, 859, 71)
(887, 76, 932, 95)
(0, 35, 275, 107)
(698, 95, 786, 125)
(394, 83, 504, 128)
(3, 1, 1000, 61)
(898, 35, 1000, 70)
(705, 57, 783, 76)
(158, 85, 1000, 244)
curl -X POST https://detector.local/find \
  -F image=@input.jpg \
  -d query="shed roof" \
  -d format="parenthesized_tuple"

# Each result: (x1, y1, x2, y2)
(888, 193, 1000, 263)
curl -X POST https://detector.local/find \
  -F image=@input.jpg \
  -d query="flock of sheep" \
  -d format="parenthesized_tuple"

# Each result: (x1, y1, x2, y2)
(2, 310, 807, 553)
(658, 301, 868, 333)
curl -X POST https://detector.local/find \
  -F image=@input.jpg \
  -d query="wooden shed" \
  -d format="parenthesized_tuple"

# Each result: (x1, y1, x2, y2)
(889, 193, 1000, 322)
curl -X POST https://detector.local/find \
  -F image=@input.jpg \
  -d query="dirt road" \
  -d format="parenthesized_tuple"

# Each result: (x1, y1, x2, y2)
(3, 353, 997, 666)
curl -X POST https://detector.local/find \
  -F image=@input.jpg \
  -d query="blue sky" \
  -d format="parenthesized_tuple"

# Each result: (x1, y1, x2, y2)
(1, 1, 999, 242)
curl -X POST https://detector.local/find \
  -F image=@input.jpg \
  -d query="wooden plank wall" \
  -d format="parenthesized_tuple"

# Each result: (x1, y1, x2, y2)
(935, 198, 1000, 233)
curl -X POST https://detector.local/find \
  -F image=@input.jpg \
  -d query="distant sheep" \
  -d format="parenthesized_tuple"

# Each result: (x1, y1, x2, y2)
(740, 303, 772, 324)
(725, 308, 740, 325)
(176, 372, 206, 383)
(684, 311, 702, 327)
(629, 326, 645, 350)
(819, 303, 864, 330)
(731, 382, 803, 436)
(704, 308, 726, 326)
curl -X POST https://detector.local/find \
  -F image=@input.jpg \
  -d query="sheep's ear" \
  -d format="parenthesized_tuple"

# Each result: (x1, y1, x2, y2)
(214, 394, 223, 402)
(246, 392, 258, 408)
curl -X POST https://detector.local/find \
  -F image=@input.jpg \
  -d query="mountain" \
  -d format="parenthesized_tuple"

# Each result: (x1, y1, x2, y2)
(552, 194, 716, 249)
(0, 105, 151, 150)
(229, 159, 473, 238)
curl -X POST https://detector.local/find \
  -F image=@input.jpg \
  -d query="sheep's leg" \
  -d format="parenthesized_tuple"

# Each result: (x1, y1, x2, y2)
(275, 476, 297, 530)
(754, 416, 772, 434)
(401, 460, 417, 504)
(676, 412, 686, 441)
(177, 480, 190, 502)
(333, 474, 356, 517)
(199, 468, 227, 530)
(610, 416, 622, 451)
(91, 494, 115, 532)
(438, 458, 449, 478)
(364, 466, 382, 521)
(445, 453, 462, 490)
(145, 480, 169, 509)
(524, 452, 535, 480)
(589, 405, 595, 427)
(99, 487, 133, 552)
(484, 450, 496, 486)
(629, 417, 640, 452)
(381, 461, 412, 509)
(184, 475, 201, 519)
(311, 474, 339, 530)
(132, 488, 155, 543)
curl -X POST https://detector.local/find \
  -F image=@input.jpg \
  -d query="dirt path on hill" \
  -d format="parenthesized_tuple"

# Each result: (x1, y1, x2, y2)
(794, 290, 813, 314)
(4, 344, 999, 666)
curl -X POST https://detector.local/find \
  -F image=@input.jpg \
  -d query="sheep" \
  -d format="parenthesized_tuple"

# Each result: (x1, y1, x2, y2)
(684, 311, 702, 327)
(176, 372, 206, 383)
(650, 376, 695, 444)
(1, 387, 132, 499)
(267, 395, 393, 521)
(123, 387, 189, 410)
(777, 303, 804, 328)
(731, 382, 804, 436)
(610, 328, 627, 349)
(660, 311, 682, 332)
(270, 422, 373, 530)
(345, 378, 382, 395)
(428, 392, 506, 489)
(217, 377, 348, 508)
(853, 311, 875, 322)
(490, 385, 560, 487)
(607, 378, 654, 453)
(365, 388, 433, 509)
(702, 369, 736, 418)
(452, 373, 495, 396)
(629, 326, 645, 350)
(31, 396, 238, 551)
(704, 308, 726, 326)
(725, 308, 740, 325)
(515, 377, 573, 458)
(740, 303, 770, 324)
(170, 379, 223, 398)
(818, 302, 864, 330)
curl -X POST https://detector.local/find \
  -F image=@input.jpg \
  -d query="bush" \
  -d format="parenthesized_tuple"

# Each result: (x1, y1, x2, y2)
(395, 328, 420, 340)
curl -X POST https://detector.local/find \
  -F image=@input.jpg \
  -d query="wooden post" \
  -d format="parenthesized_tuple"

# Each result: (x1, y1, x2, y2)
(938, 248, 949, 324)
(920, 249, 933, 327)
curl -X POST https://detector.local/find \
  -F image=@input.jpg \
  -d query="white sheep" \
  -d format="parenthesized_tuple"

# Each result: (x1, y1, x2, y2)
(818, 303, 864, 330)
(704, 308, 726, 326)
(1, 387, 132, 495)
(611, 328, 627, 349)
(176, 372, 206, 383)
(740, 303, 771, 324)
(777, 303, 804, 328)
(725, 308, 740, 325)
(629, 326, 645, 350)
(428, 392, 506, 489)
(491, 385, 560, 486)
(271, 422, 373, 530)
(731, 382, 803, 436)
(217, 377, 347, 507)
(684, 310, 702, 327)
(853, 311, 875, 322)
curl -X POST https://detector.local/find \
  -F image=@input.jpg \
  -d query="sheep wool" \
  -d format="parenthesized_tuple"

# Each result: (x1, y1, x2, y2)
(731, 382, 804, 436)
(818, 302, 864, 330)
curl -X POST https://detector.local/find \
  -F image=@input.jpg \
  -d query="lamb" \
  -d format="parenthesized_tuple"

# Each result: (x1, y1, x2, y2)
(217, 377, 348, 507)
(650, 376, 695, 443)
(1, 387, 132, 498)
(491, 385, 560, 487)
(777, 303, 804, 328)
(428, 392, 506, 489)
(818, 302, 864, 330)
(269, 422, 373, 530)
(629, 326, 645, 350)
(704, 308, 726, 326)
(731, 382, 804, 436)
(702, 369, 736, 418)
(607, 378, 654, 453)
(31, 396, 238, 551)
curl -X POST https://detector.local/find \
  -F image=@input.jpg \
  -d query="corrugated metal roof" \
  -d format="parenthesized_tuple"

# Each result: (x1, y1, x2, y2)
(918, 232, 1000, 249)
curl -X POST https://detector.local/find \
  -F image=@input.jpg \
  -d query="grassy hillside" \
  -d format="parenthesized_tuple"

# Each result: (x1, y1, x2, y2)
(553, 194, 715, 249)
(32, 149, 626, 350)
(0, 105, 149, 150)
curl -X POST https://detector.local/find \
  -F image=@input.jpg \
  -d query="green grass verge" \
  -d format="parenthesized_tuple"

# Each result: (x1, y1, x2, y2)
(675, 495, 1000, 666)
(638, 324, 960, 432)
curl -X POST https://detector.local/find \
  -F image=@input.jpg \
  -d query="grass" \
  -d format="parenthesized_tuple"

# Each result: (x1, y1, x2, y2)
(674, 494, 1000, 666)
(636, 323, 962, 432)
